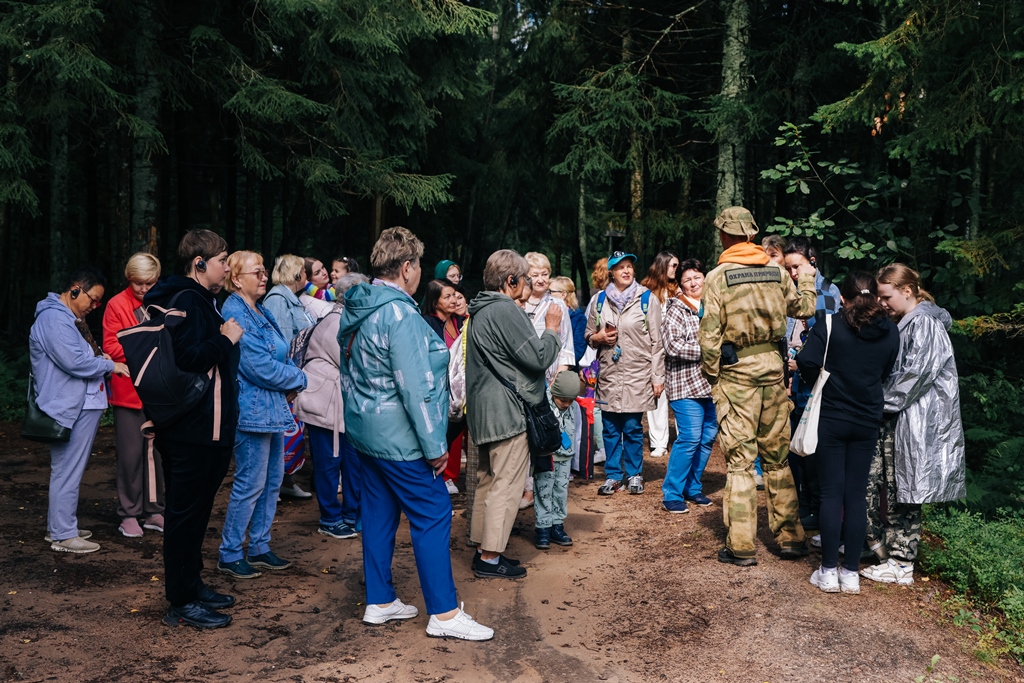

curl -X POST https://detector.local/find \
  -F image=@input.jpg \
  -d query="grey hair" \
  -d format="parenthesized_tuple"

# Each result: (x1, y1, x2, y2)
(370, 227, 424, 279)
(336, 273, 370, 296)
(483, 249, 529, 292)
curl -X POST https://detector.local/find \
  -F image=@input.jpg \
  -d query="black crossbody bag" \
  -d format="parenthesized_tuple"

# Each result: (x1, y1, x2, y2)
(479, 354, 561, 455)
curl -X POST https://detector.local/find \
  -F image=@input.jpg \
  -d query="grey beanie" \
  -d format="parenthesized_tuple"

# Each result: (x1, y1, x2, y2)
(551, 370, 582, 399)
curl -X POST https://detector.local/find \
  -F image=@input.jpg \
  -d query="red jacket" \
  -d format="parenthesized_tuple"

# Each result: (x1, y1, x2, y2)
(102, 287, 145, 409)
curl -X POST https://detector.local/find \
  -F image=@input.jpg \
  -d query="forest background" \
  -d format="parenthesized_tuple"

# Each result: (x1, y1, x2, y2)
(0, 0, 1022, 659)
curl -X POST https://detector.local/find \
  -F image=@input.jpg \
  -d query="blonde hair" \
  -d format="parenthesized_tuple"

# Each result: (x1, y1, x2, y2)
(125, 252, 161, 283)
(590, 258, 609, 290)
(876, 263, 934, 304)
(226, 251, 263, 293)
(550, 276, 578, 309)
(370, 226, 425, 278)
(524, 251, 552, 274)
(272, 254, 304, 286)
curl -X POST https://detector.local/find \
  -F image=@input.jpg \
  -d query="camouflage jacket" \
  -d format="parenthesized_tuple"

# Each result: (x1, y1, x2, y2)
(699, 260, 816, 387)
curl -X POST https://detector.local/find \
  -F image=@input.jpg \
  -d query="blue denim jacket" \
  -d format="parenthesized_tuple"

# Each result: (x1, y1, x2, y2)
(223, 293, 307, 433)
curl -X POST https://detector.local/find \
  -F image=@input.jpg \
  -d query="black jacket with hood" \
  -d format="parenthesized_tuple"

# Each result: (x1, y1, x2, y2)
(796, 311, 900, 429)
(143, 275, 240, 445)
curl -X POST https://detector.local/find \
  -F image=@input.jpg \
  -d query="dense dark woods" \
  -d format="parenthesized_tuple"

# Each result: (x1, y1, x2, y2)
(1, 0, 1024, 649)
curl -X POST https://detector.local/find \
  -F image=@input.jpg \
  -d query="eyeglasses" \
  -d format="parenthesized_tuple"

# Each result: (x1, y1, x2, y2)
(82, 289, 103, 309)
(240, 269, 268, 279)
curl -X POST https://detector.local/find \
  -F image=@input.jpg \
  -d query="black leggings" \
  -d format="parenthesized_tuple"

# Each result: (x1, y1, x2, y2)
(816, 417, 878, 572)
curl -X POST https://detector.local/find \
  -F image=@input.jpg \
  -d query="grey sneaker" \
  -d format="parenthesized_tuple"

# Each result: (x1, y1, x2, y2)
(627, 475, 645, 494)
(51, 536, 100, 554)
(426, 602, 494, 641)
(44, 529, 92, 543)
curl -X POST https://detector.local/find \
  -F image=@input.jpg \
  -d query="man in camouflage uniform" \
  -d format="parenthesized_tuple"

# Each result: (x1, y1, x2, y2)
(698, 207, 818, 566)
(864, 416, 921, 562)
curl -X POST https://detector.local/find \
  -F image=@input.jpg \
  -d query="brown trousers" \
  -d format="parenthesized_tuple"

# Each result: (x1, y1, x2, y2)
(469, 432, 530, 553)
(114, 407, 164, 519)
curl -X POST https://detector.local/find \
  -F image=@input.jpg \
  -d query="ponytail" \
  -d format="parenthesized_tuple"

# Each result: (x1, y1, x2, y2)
(840, 271, 886, 332)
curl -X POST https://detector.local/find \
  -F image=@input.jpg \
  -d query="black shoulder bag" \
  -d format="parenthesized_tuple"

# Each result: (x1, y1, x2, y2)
(479, 354, 561, 455)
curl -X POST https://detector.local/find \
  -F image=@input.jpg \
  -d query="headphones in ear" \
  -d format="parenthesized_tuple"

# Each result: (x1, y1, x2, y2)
(70, 287, 81, 299)
(195, 258, 207, 273)
(809, 256, 817, 267)
(509, 275, 518, 287)
(295, 272, 302, 282)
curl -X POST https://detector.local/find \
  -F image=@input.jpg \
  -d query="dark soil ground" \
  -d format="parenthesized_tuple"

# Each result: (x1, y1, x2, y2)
(1, 422, 1021, 683)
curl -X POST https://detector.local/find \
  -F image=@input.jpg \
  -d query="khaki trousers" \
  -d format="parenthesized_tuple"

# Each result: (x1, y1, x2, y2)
(470, 432, 530, 553)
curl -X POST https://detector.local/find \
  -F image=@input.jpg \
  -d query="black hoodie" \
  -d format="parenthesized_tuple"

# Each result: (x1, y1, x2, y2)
(144, 275, 240, 445)
(796, 312, 900, 429)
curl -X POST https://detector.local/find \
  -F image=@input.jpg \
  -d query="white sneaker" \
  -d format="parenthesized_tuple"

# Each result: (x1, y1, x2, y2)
(426, 603, 494, 641)
(810, 566, 839, 593)
(51, 537, 100, 554)
(363, 599, 419, 625)
(860, 558, 914, 585)
(839, 567, 860, 594)
(594, 449, 606, 464)
(445, 479, 460, 495)
(809, 534, 821, 548)
(44, 529, 92, 543)
(650, 448, 667, 458)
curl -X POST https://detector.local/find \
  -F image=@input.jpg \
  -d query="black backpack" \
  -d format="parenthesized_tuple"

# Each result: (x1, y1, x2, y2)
(116, 291, 218, 427)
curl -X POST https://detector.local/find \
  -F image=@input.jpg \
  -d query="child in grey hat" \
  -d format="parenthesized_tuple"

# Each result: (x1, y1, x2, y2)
(534, 370, 582, 550)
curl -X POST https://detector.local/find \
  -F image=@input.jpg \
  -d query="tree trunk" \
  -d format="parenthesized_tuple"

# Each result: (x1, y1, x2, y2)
(260, 178, 275, 258)
(50, 114, 70, 290)
(130, 0, 162, 255)
(243, 170, 255, 250)
(372, 195, 385, 239)
(968, 138, 982, 240)
(715, 0, 750, 213)
(224, 156, 237, 249)
(578, 181, 588, 269)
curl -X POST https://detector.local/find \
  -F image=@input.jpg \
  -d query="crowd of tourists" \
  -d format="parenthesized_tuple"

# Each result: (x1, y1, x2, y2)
(26, 208, 966, 641)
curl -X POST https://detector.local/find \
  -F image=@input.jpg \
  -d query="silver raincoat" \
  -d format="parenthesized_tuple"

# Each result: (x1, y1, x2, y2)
(884, 301, 966, 503)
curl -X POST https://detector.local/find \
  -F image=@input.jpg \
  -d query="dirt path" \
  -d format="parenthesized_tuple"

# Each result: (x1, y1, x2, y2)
(1, 423, 1020, 683)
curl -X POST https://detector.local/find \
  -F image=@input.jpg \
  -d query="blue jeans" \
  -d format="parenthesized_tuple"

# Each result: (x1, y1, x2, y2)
(307, 424, 362, 527)
(358, 453, 457, 616)
(219, 430, 283, 563)
(663, 398, 717, 502)
(602, 412, 644, 481)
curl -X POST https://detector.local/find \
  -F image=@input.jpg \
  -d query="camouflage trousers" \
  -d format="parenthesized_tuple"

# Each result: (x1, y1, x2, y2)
(713, 380, 804, 558)
(864, 416, 922, 562)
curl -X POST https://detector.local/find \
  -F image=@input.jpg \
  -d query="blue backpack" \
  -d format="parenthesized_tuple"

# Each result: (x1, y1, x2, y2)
(594, 289, 653, 332)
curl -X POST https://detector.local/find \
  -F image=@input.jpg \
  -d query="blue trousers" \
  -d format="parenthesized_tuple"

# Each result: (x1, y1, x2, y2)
(307, 425, 361, 527)
(219, 430, 283, 563)
(663, 398, 717, 502)
(602, 412, 644, 481)
(48, 408, 104, 541)
(358, 453, 458, 616)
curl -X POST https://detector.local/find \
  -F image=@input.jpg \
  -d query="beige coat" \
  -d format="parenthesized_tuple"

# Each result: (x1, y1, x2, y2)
(294, 307, 344, 451)
(585, 285, 666, 413)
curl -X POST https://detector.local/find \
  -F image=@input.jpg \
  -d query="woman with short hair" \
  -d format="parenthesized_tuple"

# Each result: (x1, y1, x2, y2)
(339, 227, 493, 640)
(32, 265, 129, 554)
(102, 252, 165, 538)
(144, 229, 243, 629)
(586, 252, 666, 496)
(465, 249, 562, 578)
(217, 251, 307, 579)
(640, 251, 680, 458)
(660, 258, 717, 513)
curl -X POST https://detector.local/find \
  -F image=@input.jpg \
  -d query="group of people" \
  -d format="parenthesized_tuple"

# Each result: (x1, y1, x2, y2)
(27, 207, 965, 643)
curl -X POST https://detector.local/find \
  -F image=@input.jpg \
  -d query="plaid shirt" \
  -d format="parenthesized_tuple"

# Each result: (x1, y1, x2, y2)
(662, 298, 712, 400)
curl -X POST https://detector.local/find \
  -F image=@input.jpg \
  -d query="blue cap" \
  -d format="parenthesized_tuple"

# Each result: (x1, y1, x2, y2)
(607, 251, 637, 269)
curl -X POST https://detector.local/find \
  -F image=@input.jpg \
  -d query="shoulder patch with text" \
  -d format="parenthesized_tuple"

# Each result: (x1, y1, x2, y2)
(724, 267, 781, 287)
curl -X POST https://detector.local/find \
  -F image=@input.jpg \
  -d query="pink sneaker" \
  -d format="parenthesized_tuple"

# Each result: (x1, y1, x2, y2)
(143, 514, 165, 533)
(119, 518, 144, 538)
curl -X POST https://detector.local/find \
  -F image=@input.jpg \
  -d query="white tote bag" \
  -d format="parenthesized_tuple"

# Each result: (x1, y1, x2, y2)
(790, 315, 832, 457)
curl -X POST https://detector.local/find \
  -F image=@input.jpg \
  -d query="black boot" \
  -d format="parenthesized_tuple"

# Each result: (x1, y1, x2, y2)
(550, 524, 573, 546)
(535, 527, 551, 550)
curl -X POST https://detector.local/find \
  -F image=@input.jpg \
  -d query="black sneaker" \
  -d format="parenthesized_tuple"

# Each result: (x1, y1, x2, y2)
(197, 585, 236, 610)
(800, 514, 820, 531)
(472, 554, 527, 579)
(550, 524, 573, 546)
(717, 547, 757, 567)
(248, 551, 292, 570)
(218, 558, 262, 579)
(471, 551, 521, 567)
(163, 601, 232, 629)
(779, 543, 810, 560)
(535, 527, 551, 550)
(597, 479, 622, 496)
